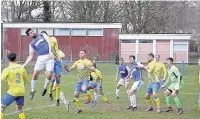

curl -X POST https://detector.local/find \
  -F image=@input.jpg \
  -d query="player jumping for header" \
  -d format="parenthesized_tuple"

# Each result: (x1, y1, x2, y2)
(23, 28, 54, 100)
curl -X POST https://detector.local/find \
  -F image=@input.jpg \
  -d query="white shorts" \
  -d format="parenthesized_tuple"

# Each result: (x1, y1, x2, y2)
(130, 80, 144, 92)
(34, 55, 54, 71)
(118, 78, 129, 86)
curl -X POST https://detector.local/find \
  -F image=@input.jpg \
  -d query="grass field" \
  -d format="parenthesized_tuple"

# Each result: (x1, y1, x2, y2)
(1, 63, 200, 119)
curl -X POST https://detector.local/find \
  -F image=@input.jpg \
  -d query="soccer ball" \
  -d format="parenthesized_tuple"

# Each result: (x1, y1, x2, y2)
(31, 8, 43, 18)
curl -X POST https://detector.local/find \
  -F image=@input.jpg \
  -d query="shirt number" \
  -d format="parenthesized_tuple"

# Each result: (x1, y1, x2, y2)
(16, 73, 21, 83)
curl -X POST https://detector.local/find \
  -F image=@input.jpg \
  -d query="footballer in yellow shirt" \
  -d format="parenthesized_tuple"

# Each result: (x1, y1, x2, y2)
(40, 31, 63, 107)
(144, 53, 161, 113)
(154, 55, 167, 90)
(87, 63, 109, 104)
(64, 50, 95, 113)
(1, 53, 28, 119)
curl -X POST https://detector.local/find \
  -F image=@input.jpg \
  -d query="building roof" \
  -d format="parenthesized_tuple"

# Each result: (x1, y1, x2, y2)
(3, 23, 122, 29)
(119, 34, 192, 40)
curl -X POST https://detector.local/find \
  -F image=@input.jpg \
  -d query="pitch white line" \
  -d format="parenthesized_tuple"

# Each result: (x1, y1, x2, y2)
(4, 92, 113, 116)
(4, 91, 197, 116)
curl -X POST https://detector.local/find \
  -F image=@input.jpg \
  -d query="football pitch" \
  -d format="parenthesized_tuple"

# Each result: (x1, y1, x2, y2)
(1, 63, 200, 119)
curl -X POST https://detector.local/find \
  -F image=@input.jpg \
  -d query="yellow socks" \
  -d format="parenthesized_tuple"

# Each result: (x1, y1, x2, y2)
(1, 112, 4, 119)
(146, 99, 152, 107)
(75, 98, 81, 109)
(86, 91, 91, 101)
(48, 81, 54, 94)
(102, 95, 108, 102)
(155, 98, 161, 108)
(55, 84, 61, 100)
(19, 112, 25, 119)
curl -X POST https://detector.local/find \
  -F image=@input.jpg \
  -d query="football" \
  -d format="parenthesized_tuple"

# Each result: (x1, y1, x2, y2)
(31, 8, 43, 18)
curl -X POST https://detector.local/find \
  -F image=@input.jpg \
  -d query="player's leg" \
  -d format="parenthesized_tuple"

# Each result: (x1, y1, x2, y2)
(42, 59, 54, 96)
(15, 96, 25, 119)
(30, 70, 41, 99)
(59, 90, 70, 111)
(116, 79, 124, 99)
(1, 93, 16, 119)
(172, 84, 183, 114)
(152, 82, 161, 113)
(145, 83, 153, 111)
(48, 76, 56, 101)
(198, 91, 200, 112)
(74, 82, 83, 113)
(164, 88, 173, 112)
(128, 80, 144, 111)
(86, 81, 95, 102)
(52, 60, 62, 106)
(82, 80, 92, 104)
(125, 80, 130, 97)
(97, 82, 109, 104)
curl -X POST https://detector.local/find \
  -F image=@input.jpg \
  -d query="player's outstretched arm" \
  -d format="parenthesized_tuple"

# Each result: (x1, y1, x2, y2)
(23, 67, 29, 84)
(23, 52, 33, 67)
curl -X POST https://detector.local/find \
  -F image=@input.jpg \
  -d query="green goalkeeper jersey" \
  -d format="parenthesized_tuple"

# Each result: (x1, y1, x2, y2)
(167, 65, 182, 84)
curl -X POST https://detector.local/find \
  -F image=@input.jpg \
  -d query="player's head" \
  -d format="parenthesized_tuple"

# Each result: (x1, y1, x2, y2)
(155, 55, 160, 62)
(119, 58, 124, 64)
(7, 53, 17, 62)
(166, 57, 173, 67)
(26, 28, 36, 38)
(129, 55, 135, 63)
(79, 50, 86, 59)
(41, 31, 48, 36)
(93, 63, 97, 68)
(148, 53, 154, 62)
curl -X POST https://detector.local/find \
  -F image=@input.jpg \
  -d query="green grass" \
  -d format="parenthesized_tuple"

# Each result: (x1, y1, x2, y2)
(1, 63, 200, 119)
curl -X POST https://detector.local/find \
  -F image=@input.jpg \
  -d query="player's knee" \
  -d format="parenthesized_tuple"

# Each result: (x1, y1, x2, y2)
(164, 90, 170, 96)
(172, 92, 177, 98)
(116, 85, 120, 89)
(129, 90, 135, 96)
(16, 105, 22, 111)
(46, 72, 52, 79)
(145, 94, 150, 100)
(55, 79, 60, 84)
(153, 92, 158, 98)
(1, 105, 6, 112)
(74, 93, 79, 98)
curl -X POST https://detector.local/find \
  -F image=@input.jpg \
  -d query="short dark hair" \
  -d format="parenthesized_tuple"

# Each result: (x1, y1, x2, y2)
(166, 57, 173, 63)
(25, 28, 32, 36)
(93, 63, 97, 68)
(7, 53, 17, 62)
(41, 31, 48, 36)
(80, 50, 86, 53)
(119, 58, 124, 61)
(148, 53, 154, 58)
(129, 55, 135, 60)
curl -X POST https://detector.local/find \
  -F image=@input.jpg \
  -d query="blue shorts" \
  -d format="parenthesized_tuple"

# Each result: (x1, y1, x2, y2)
(88, 82, 97, 89)
(146, 82, 160, 94)
(53, 60, 62, 75)
(75, 80, 89, 93)
(1, 93, 24, 106)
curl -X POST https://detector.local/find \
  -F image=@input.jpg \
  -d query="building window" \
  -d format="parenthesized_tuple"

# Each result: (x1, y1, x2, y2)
(121, 40, 136, 43)
(54, 28, 70, 36)
(21, 28, 37, 35)
(173, 44, 188, 51)
(38, 28, 53, 36)
(139, 40, 153, 43)
(71, 29, 86, 36)
(88, 29, 103, 36)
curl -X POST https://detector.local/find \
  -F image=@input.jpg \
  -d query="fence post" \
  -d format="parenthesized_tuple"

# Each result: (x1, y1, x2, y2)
(181, 60, 184, 76)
